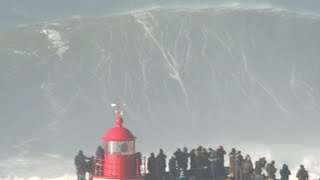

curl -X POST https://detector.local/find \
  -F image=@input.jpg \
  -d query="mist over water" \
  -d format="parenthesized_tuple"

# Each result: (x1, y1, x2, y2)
(1, 1, 320, 179)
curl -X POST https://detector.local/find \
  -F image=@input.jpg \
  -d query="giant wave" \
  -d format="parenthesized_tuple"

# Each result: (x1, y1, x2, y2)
(1, 5, 320, 179)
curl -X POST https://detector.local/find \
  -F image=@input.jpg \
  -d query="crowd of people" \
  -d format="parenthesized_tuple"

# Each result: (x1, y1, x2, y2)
(74, 145, 314, 180)
(146, 146, 312, 180)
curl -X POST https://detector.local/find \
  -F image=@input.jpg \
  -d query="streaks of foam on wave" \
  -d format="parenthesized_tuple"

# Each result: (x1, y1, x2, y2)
(133, 11, 190, 110)
(11, 49, 40, 58)
(41, 28, 69, 61)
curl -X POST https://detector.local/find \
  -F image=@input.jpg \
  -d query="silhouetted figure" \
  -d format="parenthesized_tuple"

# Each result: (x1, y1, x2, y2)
(229, 148, 237, 179)
(96, 146, 104, 158)
(95, 146, 104, 176)
(266, 161, 277, 179)
(242, 155, 254, 180)
(169, 156, 178, 177)
(296, 165, 309, 180)
(181, 147, 189, 172)
(255, 158, 263, 175)
(86, 156, 94, 180)
(216, 145, 226, 166)
(156, 149, 167, 180)
(201, 148, 210, 177)
(217, 152, 227, 180)
(254, 158, 265, 180)
(280, 164, 291, 180)
(75, 150, 89, 180)
(174, 148, 183, 171)
(235, 151, 243, 180)
(209, 152, 219, 179)
(260, 157, 267, 168)
(189, 149, 197, 175)
(147, 153, 156, 179)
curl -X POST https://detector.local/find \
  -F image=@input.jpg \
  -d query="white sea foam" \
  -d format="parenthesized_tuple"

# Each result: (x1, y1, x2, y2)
(41, 28, 69, 61)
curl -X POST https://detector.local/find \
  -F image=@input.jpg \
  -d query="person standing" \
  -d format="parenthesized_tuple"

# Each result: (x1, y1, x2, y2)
(280, 164, 291, 180)
(75, 150, 89, 180)
(208, 152, 219, 179)
(242, 155, 254, 180)
(181, 147, 189, 172)
(296, 165, 309, 180)
(235, 151, 244, 180)
(216, 145, 226, 166)
(95, 146, 104, 176)
(229, 148, 237, 179)
(169, 156, 178, 177)
(266, 161, 277, 180)
(189, 149, 197, 175)
(148, 153, 156, 179)
(156, 149, 167, 180)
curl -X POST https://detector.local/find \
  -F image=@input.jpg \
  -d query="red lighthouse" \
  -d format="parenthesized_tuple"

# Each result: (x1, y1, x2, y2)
(92, 104, 143, 180)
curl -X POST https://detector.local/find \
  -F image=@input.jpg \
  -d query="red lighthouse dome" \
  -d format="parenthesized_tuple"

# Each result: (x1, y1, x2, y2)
(102, 116, 135, 141)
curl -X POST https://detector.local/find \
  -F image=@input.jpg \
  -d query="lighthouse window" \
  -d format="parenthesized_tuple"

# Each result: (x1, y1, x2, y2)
(106, 141, 135, 155)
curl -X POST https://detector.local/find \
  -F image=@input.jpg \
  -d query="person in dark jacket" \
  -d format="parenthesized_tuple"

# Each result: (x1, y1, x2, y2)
(201, 148, 210, 177)
(260, 157, 267, 168)
(254, 158, 263, 175)
(86, 156, 94, 180)
(96, 146, 104, 158)
(296, 165, 309, 180)
(254, 158, 264, 180)
(95, 146, 104, 176)
(75, 150, 89, 180)
(189, 149, 197, 175)
(216, 152, 226, 180)
(156, 149, 167, 180)
(169, 156, 178, 177)
(216, 145, 226, 166)
(209, 152, 219, 179)
(148, 153, 156, 179)
(181, 147, 189, 172)
(280, 164, 291, 180)
(174, 148, 183, 171)
(266, 161, 277, 179)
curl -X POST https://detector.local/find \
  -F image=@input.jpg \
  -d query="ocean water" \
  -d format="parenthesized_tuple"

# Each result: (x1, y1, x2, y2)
(1, 1, 320, 179)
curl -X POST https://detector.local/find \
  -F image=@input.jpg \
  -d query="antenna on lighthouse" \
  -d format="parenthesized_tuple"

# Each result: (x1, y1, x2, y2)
(111, 102, 126, 117)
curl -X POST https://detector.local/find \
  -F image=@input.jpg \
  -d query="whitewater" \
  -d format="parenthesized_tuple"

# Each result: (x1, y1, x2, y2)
(1, 1, 320, 179)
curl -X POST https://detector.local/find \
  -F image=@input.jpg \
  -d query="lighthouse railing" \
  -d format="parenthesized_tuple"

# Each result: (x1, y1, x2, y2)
(93, 156, 104, 177)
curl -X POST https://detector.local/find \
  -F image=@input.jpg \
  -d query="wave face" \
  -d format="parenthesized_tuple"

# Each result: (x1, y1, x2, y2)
(1, 5, 320, 179)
